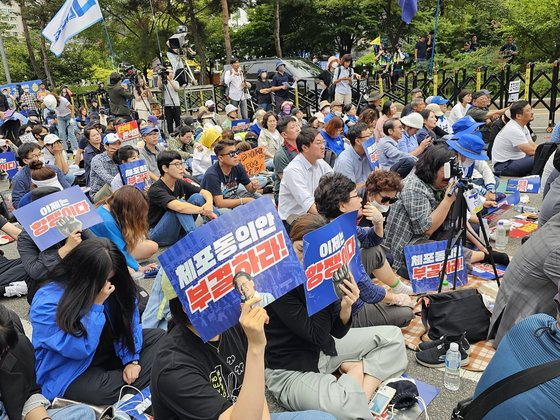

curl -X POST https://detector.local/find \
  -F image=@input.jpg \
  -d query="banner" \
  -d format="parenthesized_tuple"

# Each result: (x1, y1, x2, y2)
(239, 146, 265, 176)
(471, 263, 507, 280)
(158, 197, 306, 342)
(508, 219, 538, 238)
(302, 211, 365, 316)
(13, 186, 102, 251)
(119, 159, 149, 191)
(42, 0, 104, 57)
(0, 152, 17, 179)
(0, 80, 42, 96)
(361, 137, 379, 170)
(116, 120, 141, 142)
(115, 386, 151, 420)
(404, 240, 467, 293)
(506, 175, 540, 193)
(231, 119, 251, 134)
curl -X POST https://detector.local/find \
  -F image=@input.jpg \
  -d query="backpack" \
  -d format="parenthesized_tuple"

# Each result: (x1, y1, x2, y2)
(532, 142, 558, 176)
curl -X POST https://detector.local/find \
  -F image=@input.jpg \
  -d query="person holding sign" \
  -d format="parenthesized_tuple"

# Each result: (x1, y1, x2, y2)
(148, 150, 217, 247)
(201, 139, 260, 212)
(265, 215, 408, 420)
(110, 145, 146, 192)
(89, 133, 122, 203)
(151, 277, 333, 420)
(333, 122, 373, 190)
(30, 238, 164, 405)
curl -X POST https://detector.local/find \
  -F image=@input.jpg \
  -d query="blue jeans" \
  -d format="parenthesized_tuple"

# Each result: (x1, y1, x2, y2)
(148, 193, 218, 246)
(57, 114, 78, 150)
(265, 158, 274, 171)
(493, 156, 534, 177)
(142, 268, 169, 330)
(271, 412, 335, 420)
(231, 99, 248, 119)
(48, 404, 96, 420)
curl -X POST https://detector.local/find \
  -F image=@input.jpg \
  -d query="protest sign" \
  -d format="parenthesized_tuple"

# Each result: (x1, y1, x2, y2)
(13, 186, 102, 251)
(302, 211, 365, 316)
(508, 219, 538, 238)
(485, 191, 520, 227)
(18, 132, 35, 144)
(231, 118, 251, 134)
(116, 120, 141, 142)
(119, 159, 149, 191)
(508, 80, 521, 103)
(506, 175, 540, 193)
(239, 146, 265, 176)
(115, 386, 152, 420)
(0, 152, 17, 179)
(361, 137, 379, 170)
(471, 263, 507, 280)
(404, 240, 467, 294)
(0, 80, 41, 96)
(158, 197, 306, 342)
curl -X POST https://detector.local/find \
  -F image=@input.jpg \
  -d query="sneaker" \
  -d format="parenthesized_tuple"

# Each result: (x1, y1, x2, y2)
(418, 332, 471, 354)
(415, 337, 470, 368)
(4, 281, 28, 298)
(391, 279, 414, 295)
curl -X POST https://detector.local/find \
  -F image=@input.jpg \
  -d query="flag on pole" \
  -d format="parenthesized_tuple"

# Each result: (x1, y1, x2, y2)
(399, 0, 418, 24)
(42, 0, 104, 57)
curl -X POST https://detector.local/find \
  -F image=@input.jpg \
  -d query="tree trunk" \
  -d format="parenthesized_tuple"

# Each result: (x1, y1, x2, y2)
(19, 0, 42, 79)
(273, 0, 282, 58)
(187, 0, 209, 84)
(220, 0, 232, 62)
(38, 28, 54, 87)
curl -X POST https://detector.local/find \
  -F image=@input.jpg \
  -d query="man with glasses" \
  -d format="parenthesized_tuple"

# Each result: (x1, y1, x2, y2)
(148, 150, 217, 247)
(334, 122, 373, 191)
(11, 142, 71, 208)
(378, 118, 417, 178)
(233, 271, 275, 307)
(278, 127, 333, 226)
(42, 134, 73, 185)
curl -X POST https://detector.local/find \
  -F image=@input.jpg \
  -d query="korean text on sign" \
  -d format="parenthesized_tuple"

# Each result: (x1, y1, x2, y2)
(239, 146, 265, 177)
(361, 137, 379, 170)
(0, 152, 17, 179)
(116, 120, 141, 141)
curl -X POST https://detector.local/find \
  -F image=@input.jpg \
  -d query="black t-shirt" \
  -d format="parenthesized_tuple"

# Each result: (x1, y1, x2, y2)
(255, 80, 272, 104)
(318, 70, 333, 87)
(200, 163, 250, 199)
(415, 41, 428, 59)
(151, 323, 248, 420)
(147, 178, 201, 228)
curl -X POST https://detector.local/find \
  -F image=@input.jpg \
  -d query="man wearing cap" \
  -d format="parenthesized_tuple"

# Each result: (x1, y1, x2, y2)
(427, 96, 452, 134)
(271, 61, 294, 112)
(89, 133, 121, 203)
(324, 100, 343, 123)
(255, 69, 273, 111)
(19, 85, 39, 115)
(11, 142, 71, 208)
(359, 91, 382, 115)
(224, 57, 250, 119)
(333, 122, 372, 190)
(222, 104, 238, 130)
(204, 99, 220, 125)
(42, 133, 73, 185)
(398, 112, 432, 156)
(466, 90, 508, 144)
(139, 126, 165, 180)
(400, 89, 424, 117)
(492, 100, 536, 177)
(378, 118, 417, 178)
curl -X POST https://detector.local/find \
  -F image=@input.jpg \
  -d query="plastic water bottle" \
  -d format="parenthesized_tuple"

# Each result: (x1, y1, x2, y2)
(495, 221, 508, 251)
(444, 342, 461, 391)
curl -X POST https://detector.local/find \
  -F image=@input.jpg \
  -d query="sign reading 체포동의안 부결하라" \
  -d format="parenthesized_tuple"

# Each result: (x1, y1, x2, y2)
(119, 159, 149, 191)
(116, 120, 141, 142)
(0, 152, 17, 179)
(13, 186, 102, 251)
(158, 197, 307, 342)
(361, 137, 380, 170)
(302, 211, 365, 316)
(239, 146, 265, 177)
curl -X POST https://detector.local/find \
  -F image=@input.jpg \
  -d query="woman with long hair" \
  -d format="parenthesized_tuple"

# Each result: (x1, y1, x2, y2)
(90, 186, 158, 273)
(416, 108, 440, 144)
(30, 238, 164, 405)
(133, 78, 153, 121)
(374, 100, 397, 140)
(75, 106, 89, 131)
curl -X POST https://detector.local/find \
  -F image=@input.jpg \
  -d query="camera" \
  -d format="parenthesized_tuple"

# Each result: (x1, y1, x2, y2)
(119, 62, 138, 84)
(444, 156, 463, 180)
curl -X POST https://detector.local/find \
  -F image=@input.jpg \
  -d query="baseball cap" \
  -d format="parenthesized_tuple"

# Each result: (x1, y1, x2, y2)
(425, 103, 443, 117)
(400, 112, 424, 129)
(225, 104, 238, 115)
(141, 126, 159, 136)
(204, 99, 215, 108)
(430, 95, 449, 105)
(103, 133, 121, 144)
(43, 134, 62, 145)
(147, 115, 159, 125)
(472, 89, 492, 100)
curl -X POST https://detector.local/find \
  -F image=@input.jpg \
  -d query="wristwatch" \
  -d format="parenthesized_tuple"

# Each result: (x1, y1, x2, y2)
(129, 360, 140, 366)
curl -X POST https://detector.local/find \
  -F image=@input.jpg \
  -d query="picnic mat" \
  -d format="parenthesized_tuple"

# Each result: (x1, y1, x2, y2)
(378, 275, 497, 372)
(0, 234, 14, 245)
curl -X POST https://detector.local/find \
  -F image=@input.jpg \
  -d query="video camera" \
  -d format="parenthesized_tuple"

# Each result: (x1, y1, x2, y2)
(444, 156, 463, 180)
(119, 62, 138, 85)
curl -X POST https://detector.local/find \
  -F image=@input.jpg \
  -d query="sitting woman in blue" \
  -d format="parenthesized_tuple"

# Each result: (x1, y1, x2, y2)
(30, 238, 164, 405)
(89, 185, 158, 274)
(320, 116, 346, 156)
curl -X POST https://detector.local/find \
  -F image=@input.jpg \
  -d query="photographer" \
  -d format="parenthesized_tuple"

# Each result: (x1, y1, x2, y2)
(107, 72, 133, 118)
(157, 67, 182, 134)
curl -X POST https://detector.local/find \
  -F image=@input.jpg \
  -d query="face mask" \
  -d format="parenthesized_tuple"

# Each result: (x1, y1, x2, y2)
(282, 106, 291, 113)
(371, 200, 390, 213)
(334, 111, 342, 117)
(331, 62, 339, 69)
(323, 106, 331, 114)
(462, 157, 474, 171)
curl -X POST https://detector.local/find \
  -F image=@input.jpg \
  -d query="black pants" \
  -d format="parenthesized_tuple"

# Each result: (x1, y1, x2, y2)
(64, 328, 165, 405)
(0, 256, 29, 293)
(164, 106, 181, 134)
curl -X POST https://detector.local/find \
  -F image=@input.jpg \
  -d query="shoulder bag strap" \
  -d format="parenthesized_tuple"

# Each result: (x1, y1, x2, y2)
(463, 359, 560, 419)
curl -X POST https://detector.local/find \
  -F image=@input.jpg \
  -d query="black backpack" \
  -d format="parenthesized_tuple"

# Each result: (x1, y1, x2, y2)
(532, 142, 558, 176)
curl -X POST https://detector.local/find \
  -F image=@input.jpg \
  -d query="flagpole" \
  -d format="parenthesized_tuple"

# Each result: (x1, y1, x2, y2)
(101, 18, 117, 69)
(429, 0, 440, 77)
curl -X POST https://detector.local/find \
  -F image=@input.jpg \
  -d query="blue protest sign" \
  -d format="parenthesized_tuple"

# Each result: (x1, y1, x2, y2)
(506, 175, 540, 193)
(115, 386, 151, 420)
(119, 159, 149, 191)
(0, 80, 42, 96)
(471, 263, 507, 280)
(361, 137, 379, 170)
(404, 240, 467, 294)
(158, 197, 306, 342)
(13, 186, 103, 251)
(0, 152, 17, 179)
(302, 211, 365, 316)
(231, 118, 251, 134)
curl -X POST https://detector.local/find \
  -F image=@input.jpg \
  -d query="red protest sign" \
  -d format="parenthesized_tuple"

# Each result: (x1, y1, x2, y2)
(239, 146, 265, 177)
(115, 120, 140, 142)
(508, 220, 538, 238)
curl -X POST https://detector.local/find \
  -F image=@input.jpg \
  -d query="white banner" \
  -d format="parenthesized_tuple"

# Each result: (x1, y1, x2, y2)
(42, 0, 103, 57)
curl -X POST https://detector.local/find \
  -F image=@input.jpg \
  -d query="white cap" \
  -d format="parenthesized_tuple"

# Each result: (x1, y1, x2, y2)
(225, 104, 238, 115)
(205, 99, 215, 108)
(400, 112, 424, 129)
(449, 342, 459, 351)
(43, 134, 61, 145)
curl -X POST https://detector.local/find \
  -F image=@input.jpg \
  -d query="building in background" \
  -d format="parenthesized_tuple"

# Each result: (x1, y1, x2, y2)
(0, 2, 24, 38)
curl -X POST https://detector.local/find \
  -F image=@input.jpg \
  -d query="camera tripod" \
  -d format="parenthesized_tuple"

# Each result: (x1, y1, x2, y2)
(437, 179, 501, 293)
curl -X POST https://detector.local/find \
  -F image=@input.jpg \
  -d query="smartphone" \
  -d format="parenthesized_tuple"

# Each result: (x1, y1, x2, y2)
(370, 385, 396, 416)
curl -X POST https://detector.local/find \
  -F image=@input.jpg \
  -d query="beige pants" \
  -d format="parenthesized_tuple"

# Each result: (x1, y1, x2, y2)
(335, 92, 352, 106)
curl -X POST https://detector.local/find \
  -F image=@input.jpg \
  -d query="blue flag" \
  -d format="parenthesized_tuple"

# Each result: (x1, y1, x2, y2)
(399, 0, 418, 24)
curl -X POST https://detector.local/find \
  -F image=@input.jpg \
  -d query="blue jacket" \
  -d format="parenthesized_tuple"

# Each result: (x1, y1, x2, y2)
(320, 129, 345, 156)
(30, 282, 143, 401)
(11, 164, 71, 208)
(89, 206, 139, 271)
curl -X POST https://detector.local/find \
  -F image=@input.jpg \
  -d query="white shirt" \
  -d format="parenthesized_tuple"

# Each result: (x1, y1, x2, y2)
(278, 153, 333, 220)
(162, 80, 181, 107)
(42, 147, 68, 167)
(492, 120, 531, 164)
(436, 115, 453, 134)
(192, 145, 214, 177)
(448, 103, 469, 126)
(55, 96, 71, 118)
(224, 69, 248, 101)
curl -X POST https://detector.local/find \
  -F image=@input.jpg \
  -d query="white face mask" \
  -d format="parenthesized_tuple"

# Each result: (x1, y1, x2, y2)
(371, 200, 390, 213)
(323, 106, 331, 114)
(334, 111, 342, 117)
(331, 62, 339, 69)
(462, 157, 474, 171)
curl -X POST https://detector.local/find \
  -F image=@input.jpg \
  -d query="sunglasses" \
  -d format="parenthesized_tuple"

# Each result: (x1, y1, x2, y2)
(379, 194, 398, 204)
(221, 150, 240, 158)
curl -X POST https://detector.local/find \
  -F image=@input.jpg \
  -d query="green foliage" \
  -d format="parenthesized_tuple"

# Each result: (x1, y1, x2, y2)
(1, 36, 33, 83)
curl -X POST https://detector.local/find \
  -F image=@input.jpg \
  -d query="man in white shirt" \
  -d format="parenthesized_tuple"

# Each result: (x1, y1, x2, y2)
(492, 100, 536, 176)
(278, 127, 333, 224)
(158, 68, 182, 134)
(224, 57, 250, 119)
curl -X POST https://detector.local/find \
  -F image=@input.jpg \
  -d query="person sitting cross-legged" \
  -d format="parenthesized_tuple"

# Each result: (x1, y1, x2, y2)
(148, 150, 217, 247)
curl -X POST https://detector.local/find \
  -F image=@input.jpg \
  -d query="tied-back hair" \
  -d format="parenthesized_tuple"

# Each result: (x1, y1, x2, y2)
(29, 160, 56, 182)
(50, 238, 138, 354)
(107, 186, 149, 253)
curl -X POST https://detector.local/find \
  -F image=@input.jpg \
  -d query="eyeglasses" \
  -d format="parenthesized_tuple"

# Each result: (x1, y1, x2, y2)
(169, 161, 184, 168)
(220, 150, 240, 158)
(349, 194, 361, 200)
(379, 194, 398, 204)
(24, 129, 32, 133)
(27, 152, 43, 160)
